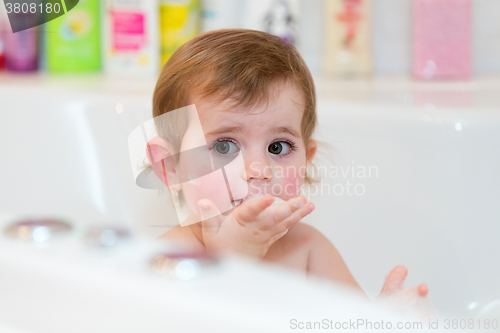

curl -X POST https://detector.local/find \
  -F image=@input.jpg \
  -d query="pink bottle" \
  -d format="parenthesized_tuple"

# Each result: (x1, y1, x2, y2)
(4, 27, 38, 72)
(0, 37, 4, 70)
(3, 9, 39, 72)
(0, 14, 5, 70)
(413, 0, 472, 80)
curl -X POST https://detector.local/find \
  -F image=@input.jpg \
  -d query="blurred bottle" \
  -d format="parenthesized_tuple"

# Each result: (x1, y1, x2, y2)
(4, 28, 38, 72)
(159, 0, 201, 66)
(46, 0, 101, 72)
(413, 0, 472, 80)
(3, 6, 39, 73)
(103, 0, 159, 76)
(0, 9, 5, 70)
(242, 0, 299, 44)
(202, 0, 241, 32)
(324, 0, 371, 77)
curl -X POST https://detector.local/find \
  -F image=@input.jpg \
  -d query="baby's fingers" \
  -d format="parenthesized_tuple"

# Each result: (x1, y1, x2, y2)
(272, 202, 315, 236)
(381, 265, 408, 295)
(418, 283, 428, 297)
(233, 195, 275, 226)
(271, 196, 307, 224)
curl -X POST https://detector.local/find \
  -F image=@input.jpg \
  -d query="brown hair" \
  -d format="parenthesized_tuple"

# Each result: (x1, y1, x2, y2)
(152, 29, 317, 151)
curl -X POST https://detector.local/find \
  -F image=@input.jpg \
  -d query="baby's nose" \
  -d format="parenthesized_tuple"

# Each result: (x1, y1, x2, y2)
(244, 160, 273, 181)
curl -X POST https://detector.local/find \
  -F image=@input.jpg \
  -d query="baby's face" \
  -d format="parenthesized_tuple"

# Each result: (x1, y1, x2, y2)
(177, 82, 311, 218)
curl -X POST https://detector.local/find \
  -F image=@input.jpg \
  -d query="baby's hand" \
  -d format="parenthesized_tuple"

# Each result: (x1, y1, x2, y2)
(377, 265, 434, 319)
(197, 195, 314, 259)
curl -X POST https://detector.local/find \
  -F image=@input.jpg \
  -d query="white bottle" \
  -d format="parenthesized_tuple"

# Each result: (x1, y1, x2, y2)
(202, 0, 241, 32)
(103, 0, 159, 76)
(242, 0, 300, 45)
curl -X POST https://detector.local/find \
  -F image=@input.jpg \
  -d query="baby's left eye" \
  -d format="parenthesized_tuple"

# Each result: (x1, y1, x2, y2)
(268, 141, 291, 155)
(213, 140, 239, 155)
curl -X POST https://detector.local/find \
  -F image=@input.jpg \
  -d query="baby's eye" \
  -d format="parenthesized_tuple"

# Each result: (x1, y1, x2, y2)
(268, 141, 291, 155)
(213, 140, 239, 155)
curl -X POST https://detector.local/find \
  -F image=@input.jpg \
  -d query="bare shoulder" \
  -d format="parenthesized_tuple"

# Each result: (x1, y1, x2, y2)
(272, 222, 332, 251)
(158, 225, 188, 240)
(264, 222, 326, 272)
(158, 225, 205, 251)
(285, 222, 330, 243)
(267, 222, 363, 291)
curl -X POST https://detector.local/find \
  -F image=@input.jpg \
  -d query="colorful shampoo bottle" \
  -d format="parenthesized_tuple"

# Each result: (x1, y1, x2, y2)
(4, 27, 39, 72)
(242, 0, 300, 44)
(103, 0, 159, 76)
(2, 8, 39, 72)
(46, 0, 101, 72)
(0, 11, 5, 70)
(324, 0, 372, 77)
(159, 0, 201, 66)
(413, 0, 472, 80)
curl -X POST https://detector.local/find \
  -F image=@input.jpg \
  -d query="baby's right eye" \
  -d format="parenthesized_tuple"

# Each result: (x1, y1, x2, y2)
(213, 140, 239, 155)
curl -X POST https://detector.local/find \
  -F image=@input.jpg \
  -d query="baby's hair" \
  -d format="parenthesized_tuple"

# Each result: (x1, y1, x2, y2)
(152, 29, 319, 186)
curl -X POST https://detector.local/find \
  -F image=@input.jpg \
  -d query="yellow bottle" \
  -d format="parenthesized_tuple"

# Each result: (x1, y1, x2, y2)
(160, 0, 201, 66)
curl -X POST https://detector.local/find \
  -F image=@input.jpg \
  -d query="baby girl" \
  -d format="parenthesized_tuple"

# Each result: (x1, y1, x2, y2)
(146, 29, 428, 303)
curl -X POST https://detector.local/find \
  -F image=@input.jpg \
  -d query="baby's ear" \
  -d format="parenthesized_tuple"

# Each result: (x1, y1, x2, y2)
(146, 137, 177, 186)
(306, 139, 317, 164)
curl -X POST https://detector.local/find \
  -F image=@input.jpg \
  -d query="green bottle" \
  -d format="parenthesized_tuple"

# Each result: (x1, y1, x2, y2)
(46, 0, 101, 72)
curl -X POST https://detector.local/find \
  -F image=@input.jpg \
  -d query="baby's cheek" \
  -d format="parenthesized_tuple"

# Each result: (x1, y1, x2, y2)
(272, 173, 305, 201)
(181, 169, 233, 215)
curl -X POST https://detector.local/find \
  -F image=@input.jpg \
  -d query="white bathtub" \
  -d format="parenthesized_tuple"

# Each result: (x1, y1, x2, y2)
(0, 75, 498, 322)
